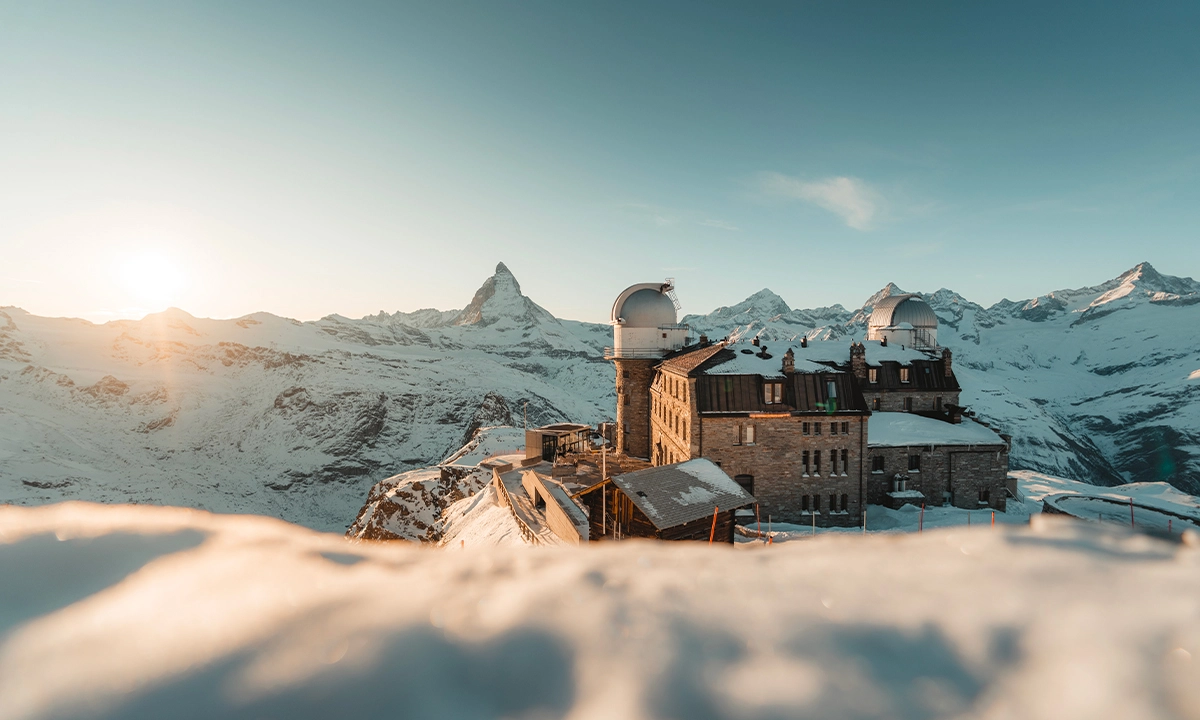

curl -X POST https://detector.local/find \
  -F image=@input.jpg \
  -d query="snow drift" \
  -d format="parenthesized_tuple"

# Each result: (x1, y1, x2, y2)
(0, 502, 1197, 720)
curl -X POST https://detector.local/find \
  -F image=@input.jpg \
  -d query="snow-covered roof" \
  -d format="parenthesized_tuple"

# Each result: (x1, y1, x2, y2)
(701, 339, 934, 376)
(610, 458, 754, 529)
(868, 413, 1006, 448)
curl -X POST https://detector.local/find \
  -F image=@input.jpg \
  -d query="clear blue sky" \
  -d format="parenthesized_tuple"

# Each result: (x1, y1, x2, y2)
(2, 1, 1198, 323)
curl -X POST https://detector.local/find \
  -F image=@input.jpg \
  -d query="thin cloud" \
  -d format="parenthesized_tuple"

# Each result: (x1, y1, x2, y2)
(757, 172, 881, 230)
(698, 218, 740, 231)
(621, 203, 739, 231)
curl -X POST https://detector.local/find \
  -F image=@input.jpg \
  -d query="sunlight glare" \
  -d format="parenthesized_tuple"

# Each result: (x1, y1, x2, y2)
(119, 252, 187, 311)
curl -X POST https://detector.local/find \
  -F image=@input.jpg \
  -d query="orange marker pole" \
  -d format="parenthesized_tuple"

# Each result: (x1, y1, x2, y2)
(709, 505, 720, 544)
(991, 511, 995, 527)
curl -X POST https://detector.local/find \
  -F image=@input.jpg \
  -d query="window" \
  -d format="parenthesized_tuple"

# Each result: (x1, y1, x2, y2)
(764, 381, 783, 404)
(623, 393, 630, 405)
(872, 456, 885, 473)
(841, 422, 849, 434)
(802, 495, 810, 511)
(813, 450, 821, 475)
(815, 422, 822, 436)
(831, 449, 838, 475)
(868, 368, 878, 384)
(904, 397, 913, 412)
(841, 449, 848, 475)
(830, 494, 838, 512)
(900, 367, 910, 383)
(623, 370, 630, 379)
(802, 422, 810, 435)
(734, 475, 754, 495)
(936, 396, 943, 411)
(908, 454, 921, 472)
(813, 495, 821, 512)
(827, 380, 838, 400)
(980, 488, 990, 504)
(872, 397, 881, 411)
(662, 332, 667, 339)
(830, 422, 838, 436)
(744, 424, 756, 444)
(802, 450, 810, 475)
(734, 425, 742, 446)
(840, 494, 848, 512)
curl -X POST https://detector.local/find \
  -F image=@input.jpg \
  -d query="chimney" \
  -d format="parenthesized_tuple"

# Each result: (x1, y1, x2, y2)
(942, 347, 953, 377)
(752, 336, 760, 347)
(880, 336, 888, 347)
(699, 334, 709, 346)
(800, 336, 808, 348)
(782, 348, 795, 374)
(849, 342, 867, 380)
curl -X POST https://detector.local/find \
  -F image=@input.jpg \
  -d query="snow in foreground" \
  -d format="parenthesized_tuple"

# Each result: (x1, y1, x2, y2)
(1, 504, 1198, 719)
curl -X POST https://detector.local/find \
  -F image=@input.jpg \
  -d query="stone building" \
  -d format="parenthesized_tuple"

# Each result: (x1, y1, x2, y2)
(605, 283, 1011, 527)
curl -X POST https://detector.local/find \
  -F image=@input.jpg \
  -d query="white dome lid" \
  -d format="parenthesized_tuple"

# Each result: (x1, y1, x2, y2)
(612, 283, 677, 327)
(869, 294, 938, 329)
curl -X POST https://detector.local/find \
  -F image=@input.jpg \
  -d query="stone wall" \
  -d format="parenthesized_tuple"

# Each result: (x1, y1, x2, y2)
(650, 369, 699, 466)
(865, 443, 1008, 511)
(699, 414, 867, 527)
(862, 389, 960, 413)
(615, 359, 655, 459)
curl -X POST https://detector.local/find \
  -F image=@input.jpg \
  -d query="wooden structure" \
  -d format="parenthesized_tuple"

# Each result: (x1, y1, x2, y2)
(575, 458, 753, 543)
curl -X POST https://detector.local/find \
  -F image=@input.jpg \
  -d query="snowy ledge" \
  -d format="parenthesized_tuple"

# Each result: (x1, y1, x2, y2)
(868, 412, 1006, 447)
(0, 503, 1197, 719)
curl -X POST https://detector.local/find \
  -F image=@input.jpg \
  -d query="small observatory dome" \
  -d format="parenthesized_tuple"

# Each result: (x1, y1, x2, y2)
(606, 281, 688, 360)
(868, 294, 939, 347)
(611, 283, 678, 327)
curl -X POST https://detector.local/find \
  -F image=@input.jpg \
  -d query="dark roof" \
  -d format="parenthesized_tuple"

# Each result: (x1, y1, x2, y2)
(695, 368, 868, 414)
(862, 359, 960, 392)
(610, 459, 754, 530)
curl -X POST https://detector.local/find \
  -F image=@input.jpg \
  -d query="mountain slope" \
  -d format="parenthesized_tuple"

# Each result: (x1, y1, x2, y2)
(4, 260, 1198, 531)
(681, 262, 1200, 493)
(0, 266, 614, 531)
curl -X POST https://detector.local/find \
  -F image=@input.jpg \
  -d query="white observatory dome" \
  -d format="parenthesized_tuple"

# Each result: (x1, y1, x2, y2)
(869, 295, 938, 331)
(867, 294, 939, 347)
(611, 284, 677, 327)
(607, 281, 688, 360)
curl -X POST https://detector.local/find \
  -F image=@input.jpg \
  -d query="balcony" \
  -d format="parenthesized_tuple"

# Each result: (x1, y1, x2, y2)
(603, 347, 671, 360)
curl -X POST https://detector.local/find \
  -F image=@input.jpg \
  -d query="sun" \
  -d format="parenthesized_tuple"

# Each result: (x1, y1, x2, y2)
(119, 252, 187, 311)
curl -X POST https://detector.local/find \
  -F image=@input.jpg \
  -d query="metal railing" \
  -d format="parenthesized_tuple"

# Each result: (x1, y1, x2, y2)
(603, 347, 672, 359)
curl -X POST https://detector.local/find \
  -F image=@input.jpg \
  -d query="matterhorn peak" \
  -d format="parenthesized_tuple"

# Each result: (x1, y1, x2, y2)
(861, 282, 909, 311)
(452, 262, 556, 328)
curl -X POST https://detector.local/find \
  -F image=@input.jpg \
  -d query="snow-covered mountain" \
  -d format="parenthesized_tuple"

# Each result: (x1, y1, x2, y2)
(4, 261, 1198, 531)
(0, 264, 614, 531)
(683, 262, 1200, 494)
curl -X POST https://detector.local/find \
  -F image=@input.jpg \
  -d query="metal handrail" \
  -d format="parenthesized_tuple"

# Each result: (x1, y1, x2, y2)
(603, 347, 673, 359)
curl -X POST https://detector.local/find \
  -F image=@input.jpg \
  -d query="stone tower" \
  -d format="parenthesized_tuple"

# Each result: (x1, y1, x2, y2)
(605, 282, 689, 459)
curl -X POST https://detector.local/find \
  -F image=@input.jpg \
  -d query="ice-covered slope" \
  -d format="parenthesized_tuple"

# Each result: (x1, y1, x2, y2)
(0, 265, 614, 532)
(1, 502, 1198, 720)
(683, 263, 1200, 494)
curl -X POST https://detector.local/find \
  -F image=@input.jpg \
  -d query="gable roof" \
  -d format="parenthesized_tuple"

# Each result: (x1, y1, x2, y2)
(610, 458, 754, 530)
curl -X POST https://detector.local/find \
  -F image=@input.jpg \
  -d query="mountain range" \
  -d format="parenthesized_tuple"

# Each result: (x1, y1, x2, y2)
(3, 261, 1198, 531)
